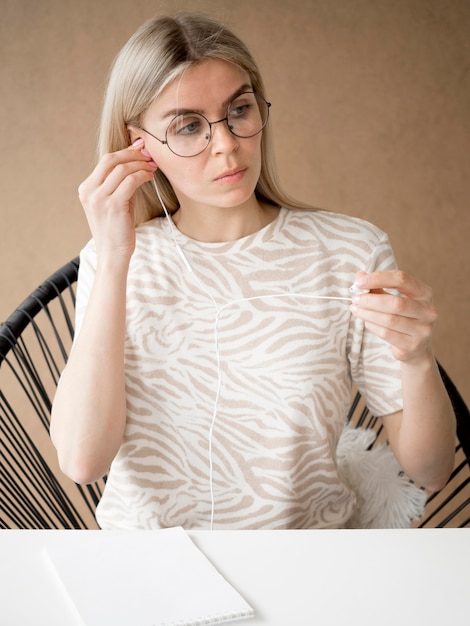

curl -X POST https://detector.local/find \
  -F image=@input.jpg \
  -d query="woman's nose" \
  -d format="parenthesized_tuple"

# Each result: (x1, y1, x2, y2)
(209, 119, 239, 155)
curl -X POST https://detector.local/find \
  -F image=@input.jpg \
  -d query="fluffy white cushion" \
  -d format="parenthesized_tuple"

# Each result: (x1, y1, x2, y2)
(337, 425, 427, 528)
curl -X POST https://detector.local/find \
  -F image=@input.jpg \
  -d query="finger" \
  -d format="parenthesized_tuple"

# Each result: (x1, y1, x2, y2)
(353, 270, 433, 301)
(79, 152, 157, 210)
(98, 159, 157, 199)
(350, 302, 436, 334)
(84, 141, 156, 190)
(112, 168, 157, 204)
(359, 318, 432, 362)
(351, 292, 438, 323)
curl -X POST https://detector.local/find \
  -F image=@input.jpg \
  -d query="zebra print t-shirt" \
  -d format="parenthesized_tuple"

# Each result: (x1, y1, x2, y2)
(76, 207, 403, 529)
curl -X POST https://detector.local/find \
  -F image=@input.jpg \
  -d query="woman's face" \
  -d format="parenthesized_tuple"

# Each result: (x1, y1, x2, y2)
(138, 59, 263, 215)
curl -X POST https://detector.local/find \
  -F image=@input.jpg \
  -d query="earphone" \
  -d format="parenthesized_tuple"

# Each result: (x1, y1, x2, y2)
(152, 178, 368, 529)
(350, 284, 370, 296)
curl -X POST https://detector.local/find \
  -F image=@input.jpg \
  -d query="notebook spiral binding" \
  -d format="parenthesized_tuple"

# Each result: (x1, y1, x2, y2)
(160, 606, 255, 625)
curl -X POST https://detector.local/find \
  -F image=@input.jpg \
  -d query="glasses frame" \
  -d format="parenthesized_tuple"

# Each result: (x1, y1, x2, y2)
(139, 91, 271, 158)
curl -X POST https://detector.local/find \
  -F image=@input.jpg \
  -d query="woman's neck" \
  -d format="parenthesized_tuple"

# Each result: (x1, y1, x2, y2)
(172, 200, 280, 243)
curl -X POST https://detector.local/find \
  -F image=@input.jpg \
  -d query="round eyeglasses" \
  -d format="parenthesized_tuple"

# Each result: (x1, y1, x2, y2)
(140, 91, 271, 158)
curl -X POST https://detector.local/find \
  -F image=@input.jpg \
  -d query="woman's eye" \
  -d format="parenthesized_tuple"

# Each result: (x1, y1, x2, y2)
(230, 104, 250, 118)
(172, 116, 203, 136)
(180, 121, 201, 135)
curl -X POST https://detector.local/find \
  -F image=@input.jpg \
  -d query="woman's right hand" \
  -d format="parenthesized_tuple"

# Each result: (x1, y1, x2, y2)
(51, 137, 157, 484)
(78, 138, 157, 263)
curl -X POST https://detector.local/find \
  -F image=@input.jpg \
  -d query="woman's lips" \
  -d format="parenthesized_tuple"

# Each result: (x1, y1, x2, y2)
(214, 167, 247, 184)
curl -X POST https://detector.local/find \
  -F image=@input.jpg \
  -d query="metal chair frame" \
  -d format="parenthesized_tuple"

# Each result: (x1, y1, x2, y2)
(1, 258, 104, 528)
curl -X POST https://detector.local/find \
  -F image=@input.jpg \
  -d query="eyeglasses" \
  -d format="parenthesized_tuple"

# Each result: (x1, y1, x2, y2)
(140, 91, 271, 158)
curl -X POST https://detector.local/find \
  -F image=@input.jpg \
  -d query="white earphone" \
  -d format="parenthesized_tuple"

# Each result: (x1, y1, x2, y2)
(151, 178, 367, 528)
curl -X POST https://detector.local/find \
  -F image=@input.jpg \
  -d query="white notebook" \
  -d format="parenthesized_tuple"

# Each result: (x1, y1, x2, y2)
(42, 527, 254, 626)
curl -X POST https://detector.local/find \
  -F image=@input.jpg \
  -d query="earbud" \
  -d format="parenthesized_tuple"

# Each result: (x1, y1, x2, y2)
(349, 284, 370, 296)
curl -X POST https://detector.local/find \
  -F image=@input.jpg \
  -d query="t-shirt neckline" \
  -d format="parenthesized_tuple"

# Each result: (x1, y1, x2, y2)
(160, 207, 289, 255)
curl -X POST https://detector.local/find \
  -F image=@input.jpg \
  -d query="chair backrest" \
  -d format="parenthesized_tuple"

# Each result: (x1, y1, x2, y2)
(1, 258, 469, 528)
(0, 258, 105, 528)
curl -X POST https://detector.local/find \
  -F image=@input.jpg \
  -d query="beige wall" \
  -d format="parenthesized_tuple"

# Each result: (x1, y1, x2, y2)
(1, 0, 469, 403)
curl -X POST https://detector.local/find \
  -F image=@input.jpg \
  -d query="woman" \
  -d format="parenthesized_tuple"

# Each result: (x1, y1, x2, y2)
(50, 13, 456, 530)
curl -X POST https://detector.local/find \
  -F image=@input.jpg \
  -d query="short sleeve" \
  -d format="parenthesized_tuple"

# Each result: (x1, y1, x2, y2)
(347, 233, 403, 417)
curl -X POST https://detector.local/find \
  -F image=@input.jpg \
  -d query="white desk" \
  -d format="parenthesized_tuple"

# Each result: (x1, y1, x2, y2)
(0, 529, 468, 626)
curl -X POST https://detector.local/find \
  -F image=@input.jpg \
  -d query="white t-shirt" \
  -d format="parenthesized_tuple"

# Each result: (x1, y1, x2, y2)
(75, 208, 403, 529)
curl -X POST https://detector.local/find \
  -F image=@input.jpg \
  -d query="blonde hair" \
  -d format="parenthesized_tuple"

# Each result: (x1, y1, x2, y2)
(99, 12, 308, 226)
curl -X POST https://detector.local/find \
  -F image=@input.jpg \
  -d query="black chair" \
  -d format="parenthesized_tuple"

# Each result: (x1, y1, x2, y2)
(1, 259, 469, 528)
(0, 258, 105, 529)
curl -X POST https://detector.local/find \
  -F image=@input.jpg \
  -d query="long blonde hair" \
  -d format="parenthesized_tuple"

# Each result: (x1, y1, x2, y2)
(99, 12, 308, 226)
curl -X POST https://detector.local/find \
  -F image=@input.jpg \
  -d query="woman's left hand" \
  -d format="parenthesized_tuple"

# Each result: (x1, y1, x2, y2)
(350, 270, 438, 363)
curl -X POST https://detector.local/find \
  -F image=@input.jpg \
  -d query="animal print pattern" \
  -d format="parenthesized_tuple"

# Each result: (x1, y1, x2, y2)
(75, 208, 403, 529)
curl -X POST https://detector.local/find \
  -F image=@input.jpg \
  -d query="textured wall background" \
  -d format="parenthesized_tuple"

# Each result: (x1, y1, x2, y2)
(1, 0, 469, 402)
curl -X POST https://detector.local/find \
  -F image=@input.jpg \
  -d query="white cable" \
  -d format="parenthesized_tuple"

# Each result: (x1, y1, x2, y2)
(153, 180, 221, 528)
(153, 178, 362, 530)
(152, 180, 194, 274)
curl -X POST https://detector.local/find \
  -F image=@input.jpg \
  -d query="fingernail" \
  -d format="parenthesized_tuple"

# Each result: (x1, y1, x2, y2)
(149, 161, 158, 168)
(354, 274, 368, 287)
(132, 138, 144, 147)
(141, 149, 151, 157)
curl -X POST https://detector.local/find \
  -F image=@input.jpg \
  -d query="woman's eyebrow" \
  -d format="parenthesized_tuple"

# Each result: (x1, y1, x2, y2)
(160, 83, 253, 120)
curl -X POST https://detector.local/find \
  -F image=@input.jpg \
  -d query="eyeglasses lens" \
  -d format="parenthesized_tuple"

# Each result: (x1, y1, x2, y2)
(165, 92, 269, 157)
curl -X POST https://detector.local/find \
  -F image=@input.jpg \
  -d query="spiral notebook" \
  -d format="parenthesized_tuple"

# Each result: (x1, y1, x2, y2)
(42, 526, 254, 626)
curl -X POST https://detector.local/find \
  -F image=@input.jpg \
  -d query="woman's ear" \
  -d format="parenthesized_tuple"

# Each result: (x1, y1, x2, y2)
(127, 125, 142, 146)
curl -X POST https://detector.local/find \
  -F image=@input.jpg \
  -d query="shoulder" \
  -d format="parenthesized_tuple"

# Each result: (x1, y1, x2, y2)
(282, 208, 388, 246)
(279, 208, 395, 271)
(134, 216, 167, 253)
(135, 215, 166, 236)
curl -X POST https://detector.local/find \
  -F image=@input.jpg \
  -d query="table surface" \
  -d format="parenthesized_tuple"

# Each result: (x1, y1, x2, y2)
(1, 528, 469, 626)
